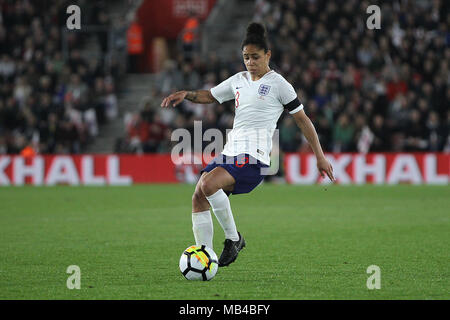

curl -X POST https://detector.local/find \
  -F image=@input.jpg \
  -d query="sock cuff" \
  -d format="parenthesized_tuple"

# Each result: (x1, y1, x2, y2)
(205, 189, 227, 202)
(192, 210, 212, 225)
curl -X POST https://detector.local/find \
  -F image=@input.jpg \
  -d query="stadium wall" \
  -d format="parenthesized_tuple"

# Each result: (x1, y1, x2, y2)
(0, 153, 448, 186)
(136, 0, 216, 72)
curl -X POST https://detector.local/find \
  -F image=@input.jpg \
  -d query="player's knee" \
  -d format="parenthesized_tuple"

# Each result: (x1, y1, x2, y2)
(200, 177, 217, 197)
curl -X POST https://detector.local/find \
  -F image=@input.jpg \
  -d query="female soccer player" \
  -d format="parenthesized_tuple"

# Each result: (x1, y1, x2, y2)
(161, 22, 335, 267)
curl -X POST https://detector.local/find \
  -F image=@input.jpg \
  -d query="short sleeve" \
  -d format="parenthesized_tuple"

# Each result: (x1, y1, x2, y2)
(278, 77, 303, 114)
(210, 76, 235, 104)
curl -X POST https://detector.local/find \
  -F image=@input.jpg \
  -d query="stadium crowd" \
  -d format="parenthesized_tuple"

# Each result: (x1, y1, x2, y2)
(121, 0, 449, 155)
(0, 0, 119, 155)
(0, 0, 448, 156)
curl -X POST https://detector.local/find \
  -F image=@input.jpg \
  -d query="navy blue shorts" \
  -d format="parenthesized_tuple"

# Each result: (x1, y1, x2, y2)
(200, 154, 269, 195)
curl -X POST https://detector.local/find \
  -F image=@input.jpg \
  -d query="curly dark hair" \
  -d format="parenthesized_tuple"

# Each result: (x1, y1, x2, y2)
(241, 22, 270, 52)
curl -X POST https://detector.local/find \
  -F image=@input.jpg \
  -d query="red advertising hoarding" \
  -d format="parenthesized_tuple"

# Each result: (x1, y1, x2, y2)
(284, 153, 449, 185)
(0, 154, 179, 186)
(0, 153, 448, 186)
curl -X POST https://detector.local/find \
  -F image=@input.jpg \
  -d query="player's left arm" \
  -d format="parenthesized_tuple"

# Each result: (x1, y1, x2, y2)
(291, 109, 335, 182)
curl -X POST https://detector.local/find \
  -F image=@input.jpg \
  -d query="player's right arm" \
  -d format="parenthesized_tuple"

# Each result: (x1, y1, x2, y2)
(161, 90, 217, 107)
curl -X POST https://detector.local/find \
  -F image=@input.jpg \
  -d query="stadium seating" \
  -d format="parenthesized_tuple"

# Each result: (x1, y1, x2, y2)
(1, 0, 448, 156)
(0, 0, 120, 155)
(120, 0, 449, 154)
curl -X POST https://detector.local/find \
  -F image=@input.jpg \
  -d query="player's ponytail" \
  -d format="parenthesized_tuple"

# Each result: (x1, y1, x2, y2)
(241, 22, 269, 52)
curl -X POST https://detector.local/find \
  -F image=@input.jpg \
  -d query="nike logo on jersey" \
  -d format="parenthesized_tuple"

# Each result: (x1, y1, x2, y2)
(236, 86, 243, 89)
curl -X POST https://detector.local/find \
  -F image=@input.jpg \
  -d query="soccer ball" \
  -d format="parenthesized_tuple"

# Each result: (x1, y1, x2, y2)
(179, 245, 219, 281)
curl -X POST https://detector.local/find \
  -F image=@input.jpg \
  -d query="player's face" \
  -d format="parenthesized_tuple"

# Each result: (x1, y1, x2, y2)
(242, 45, 271, 75)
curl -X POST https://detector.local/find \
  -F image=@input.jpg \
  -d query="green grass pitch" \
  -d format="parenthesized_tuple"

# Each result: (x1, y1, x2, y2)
(0, 184, 448, 299)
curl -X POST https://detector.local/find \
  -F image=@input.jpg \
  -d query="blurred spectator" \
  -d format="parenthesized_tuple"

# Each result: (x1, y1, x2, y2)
(280, 116, 301, 152)
(426, 111, 446, 151)
(405, 109, 428, 151)
(147, 113, 169, 152)
(369, 115, 389, 152)
(104, 79, 118, 121)
(332, 114, 354, 152)
(126, 112, 150, 154)
(180, 12, 200, 61)
(127, 19, 144, 73)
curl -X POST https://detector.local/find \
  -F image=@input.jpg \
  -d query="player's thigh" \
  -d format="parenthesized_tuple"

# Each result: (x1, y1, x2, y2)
(201, 167, 235, 195)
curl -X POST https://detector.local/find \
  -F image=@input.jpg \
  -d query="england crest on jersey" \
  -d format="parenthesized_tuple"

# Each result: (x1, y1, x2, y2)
(258, 84, 271, 96)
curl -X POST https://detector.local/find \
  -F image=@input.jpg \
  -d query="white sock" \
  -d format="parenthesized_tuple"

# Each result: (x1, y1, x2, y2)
(206, 189, 239, 241)
(192, 210, 214, 249)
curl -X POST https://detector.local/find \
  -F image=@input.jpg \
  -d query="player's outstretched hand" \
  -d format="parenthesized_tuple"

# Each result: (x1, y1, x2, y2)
(161, 91, 187, 108)
(317, 157, 335, 182)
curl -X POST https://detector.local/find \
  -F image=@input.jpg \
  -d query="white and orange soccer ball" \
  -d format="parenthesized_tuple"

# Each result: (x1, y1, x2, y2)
(179, 245, 219, 281)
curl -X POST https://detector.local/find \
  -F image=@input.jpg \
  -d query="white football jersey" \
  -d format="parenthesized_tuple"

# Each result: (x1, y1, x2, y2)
(210, 70, 303, 165)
